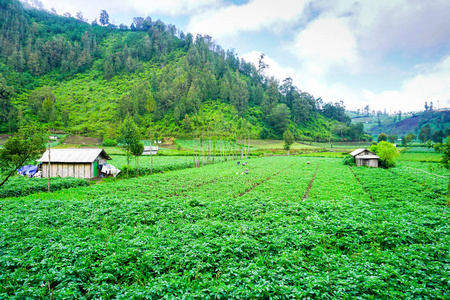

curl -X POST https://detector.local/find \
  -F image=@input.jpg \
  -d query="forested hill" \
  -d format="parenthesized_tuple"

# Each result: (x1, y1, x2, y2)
(0, 0, 367, 141)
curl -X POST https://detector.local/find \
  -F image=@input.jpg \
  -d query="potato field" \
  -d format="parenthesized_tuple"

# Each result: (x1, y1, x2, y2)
(0, 157, 449, 299)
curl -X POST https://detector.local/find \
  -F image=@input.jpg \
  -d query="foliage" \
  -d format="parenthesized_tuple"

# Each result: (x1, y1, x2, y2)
(282, 128, 294, 154)
(0, 122, 47, 187)
(1, 157, 448, 298)
(370, 141, 400, 168)
(387, 133, 397, 143)
(0, 0, 361, 143)
(377, 132, 387, 142)
(0, 175, 88, 198)
(102, 138, 117, 147)
(0, 73, 15, 132)
(118, 115, 141, 178)
(342, 154, 356, 166)
(433, 137, 450, 170)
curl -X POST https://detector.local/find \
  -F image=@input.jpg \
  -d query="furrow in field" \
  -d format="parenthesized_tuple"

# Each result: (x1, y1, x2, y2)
(239, 158, 320, 202)
(183, 157, 291, 200)
(302, 162, 320, 201)
(307, 159, 371, 203)
(349, 166, 374, 202)
(237, 162, 297, 197)
(352, 166, 447, 206)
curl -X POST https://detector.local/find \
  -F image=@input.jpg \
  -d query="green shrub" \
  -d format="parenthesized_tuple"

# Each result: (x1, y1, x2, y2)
(102, 139, 118, 147)
(343, 154, 355, 166)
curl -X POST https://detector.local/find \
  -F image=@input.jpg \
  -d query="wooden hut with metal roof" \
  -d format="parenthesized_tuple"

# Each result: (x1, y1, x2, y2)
(350, 148, 379, 168)
(36, 149, 111, 178)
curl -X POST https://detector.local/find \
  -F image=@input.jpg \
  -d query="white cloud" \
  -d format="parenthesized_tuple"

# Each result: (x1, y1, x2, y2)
(187, 0, 308, 38)
(241, 51, 298, 83)
(290, 17, 360, 77)
(38, 0, 221, 23)
(311, 0, 450, 53)
(362, 56, 450, 112)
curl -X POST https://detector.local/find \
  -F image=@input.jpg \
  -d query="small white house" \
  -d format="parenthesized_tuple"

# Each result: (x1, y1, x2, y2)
(36, 149, 112, 178)
(142, 146, 159, 155)
(349, 148, 379, 168)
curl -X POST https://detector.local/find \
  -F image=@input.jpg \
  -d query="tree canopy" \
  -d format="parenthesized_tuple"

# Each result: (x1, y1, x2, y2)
(0, 122, 47, 187)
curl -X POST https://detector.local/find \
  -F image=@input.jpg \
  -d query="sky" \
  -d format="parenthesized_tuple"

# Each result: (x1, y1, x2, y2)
(28, 0, 450, 113)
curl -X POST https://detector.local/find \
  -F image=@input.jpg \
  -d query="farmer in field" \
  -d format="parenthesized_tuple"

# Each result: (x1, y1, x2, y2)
(244, 169, 249, 174)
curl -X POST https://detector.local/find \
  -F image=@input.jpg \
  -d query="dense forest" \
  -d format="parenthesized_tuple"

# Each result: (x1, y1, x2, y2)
(0, 0, 368, 141)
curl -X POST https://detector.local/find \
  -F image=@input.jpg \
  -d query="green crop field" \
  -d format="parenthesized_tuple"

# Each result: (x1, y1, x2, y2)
(1, 157, 449, 298)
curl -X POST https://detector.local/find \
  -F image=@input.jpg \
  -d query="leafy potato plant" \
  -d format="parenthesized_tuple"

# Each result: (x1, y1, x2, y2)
(0, 157, 449, 298)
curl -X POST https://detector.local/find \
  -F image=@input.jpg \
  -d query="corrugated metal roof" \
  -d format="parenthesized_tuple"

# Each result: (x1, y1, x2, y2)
(349, 148, 367, 156)
(36, 149, 111, 163)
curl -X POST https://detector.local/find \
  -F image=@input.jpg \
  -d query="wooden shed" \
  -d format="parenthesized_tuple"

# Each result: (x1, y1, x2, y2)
(350, 148, 379, 168)
(142, 146, 159, 155)
(36, 149, 112, 178)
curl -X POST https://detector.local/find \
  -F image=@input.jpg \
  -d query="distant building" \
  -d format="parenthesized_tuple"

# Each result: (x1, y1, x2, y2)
(142, 146, 159, 155)
(36, 149, 111, 178)
(349, 148, 379, 168)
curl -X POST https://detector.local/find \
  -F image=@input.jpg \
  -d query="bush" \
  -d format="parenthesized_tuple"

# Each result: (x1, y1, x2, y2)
(370, 141, 400, 168)
(343, 154, 355, 166)
(102, 139, 118, 147)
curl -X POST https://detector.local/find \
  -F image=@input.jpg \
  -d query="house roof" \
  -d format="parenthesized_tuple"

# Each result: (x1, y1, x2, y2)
(36, 149, 111, 163)
(349, 148, 367, 156)
(357, 154, 379, 159)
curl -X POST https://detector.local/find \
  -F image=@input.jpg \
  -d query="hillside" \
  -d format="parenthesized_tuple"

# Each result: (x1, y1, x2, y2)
(1, 0, 365, 141)
(350, 109, 450, 142)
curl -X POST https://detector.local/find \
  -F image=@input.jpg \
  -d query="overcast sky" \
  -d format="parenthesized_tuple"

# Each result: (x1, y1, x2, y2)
(30, 0, 450, 113)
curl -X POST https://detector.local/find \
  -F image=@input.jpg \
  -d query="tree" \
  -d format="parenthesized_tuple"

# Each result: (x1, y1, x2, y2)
(130, 139, 144, 177)
(377, 132, 388, 142)
(99, 10, 109, 26)
(257, 53, 268, 76)
(76, 11, 86, 22)
(432, 130, 445, 143)
(0, 122, 47, 187)
(267, 104, 291, 136)
(388, 133, 397, 144)
(369, 141, 399, 168)
(418, 124, 432, 143)
(283, 128, 294, 156)
(0, 74, 14, 130)
(118, 115, 140, 179)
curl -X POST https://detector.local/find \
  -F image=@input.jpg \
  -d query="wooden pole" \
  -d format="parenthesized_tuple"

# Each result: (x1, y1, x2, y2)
(47, 138, 50, 192)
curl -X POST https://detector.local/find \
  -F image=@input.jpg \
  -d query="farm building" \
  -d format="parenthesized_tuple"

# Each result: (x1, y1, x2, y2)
(350, 148, 379, 168)
(142, 146, 159, 155)
(36, 149, 112, 178)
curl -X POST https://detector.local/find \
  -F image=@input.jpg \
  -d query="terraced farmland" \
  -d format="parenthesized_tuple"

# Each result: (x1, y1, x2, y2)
(0, 157, 449, 299)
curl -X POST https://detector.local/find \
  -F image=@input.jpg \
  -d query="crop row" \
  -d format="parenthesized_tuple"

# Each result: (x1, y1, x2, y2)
(1, 157, 449, 298)
(308, 159, 371, 203)
(0, 176, 89, 198)
(390, 161, 448, 194)
(110, 155, 195, 177)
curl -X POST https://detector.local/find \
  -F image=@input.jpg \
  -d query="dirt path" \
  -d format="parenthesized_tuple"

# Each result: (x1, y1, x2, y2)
(302, 162, 320, 201)
(237, 163, 296, 197)
(348, 166, 374, 202)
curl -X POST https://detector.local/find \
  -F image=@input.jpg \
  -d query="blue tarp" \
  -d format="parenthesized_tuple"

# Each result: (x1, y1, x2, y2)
(17, 165, 38, 178)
